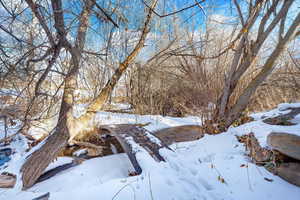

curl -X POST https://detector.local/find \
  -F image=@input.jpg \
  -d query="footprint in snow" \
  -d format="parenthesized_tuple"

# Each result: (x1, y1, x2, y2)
(197, 177, 214, 191)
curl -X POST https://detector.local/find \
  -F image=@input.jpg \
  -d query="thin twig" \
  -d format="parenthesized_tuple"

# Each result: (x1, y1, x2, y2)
(141, 0, 205, 18)
(148, 173, 154, 200)
(112, 180, 138, 200)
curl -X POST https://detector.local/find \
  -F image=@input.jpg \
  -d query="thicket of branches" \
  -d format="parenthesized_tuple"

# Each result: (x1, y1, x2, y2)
(127, 11, 300, 119)
(0, 0, 299, 189)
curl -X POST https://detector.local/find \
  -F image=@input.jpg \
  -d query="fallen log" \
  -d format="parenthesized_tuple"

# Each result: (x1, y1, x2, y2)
(36, 159, 84, 184)
(0, 172, 16, 188)
(153, 125, 204, 145)
(275, 162, 300, 187)
(32, 192, 50, 200)
(101, 124, 170, 174)
(267, 132, 300, 161)
(23, 124, 170, 188)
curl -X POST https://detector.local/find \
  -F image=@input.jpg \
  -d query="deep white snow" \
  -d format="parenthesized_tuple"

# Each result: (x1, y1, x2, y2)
(0, 103, 299, 200)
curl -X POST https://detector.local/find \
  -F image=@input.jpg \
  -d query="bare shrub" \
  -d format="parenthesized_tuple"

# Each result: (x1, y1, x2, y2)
(127, 15, 300, 120)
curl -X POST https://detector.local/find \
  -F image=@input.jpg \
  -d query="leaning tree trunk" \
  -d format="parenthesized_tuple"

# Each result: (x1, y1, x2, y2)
(20, 0, 158, 189)
(70, 0, 158, 141)
(211, 0, 298, 131)
(21, 0, 93, 189)
(21, 103, 70, 189)
(223, 12, 300, 128)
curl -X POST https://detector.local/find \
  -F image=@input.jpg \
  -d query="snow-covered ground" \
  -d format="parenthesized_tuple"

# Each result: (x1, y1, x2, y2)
(0, 103, 300, 200)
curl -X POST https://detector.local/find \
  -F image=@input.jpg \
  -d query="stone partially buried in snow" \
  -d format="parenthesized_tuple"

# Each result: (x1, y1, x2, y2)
(154, 125, 204, 145)
(267, 132, 300, 160)
(276, 163, 300, 187)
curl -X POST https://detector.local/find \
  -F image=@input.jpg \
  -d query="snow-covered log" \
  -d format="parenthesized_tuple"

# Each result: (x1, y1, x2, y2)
(101, 124, 170, 174)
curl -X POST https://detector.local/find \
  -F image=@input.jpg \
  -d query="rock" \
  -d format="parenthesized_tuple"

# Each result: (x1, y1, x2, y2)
(263, 117, 295, 126)
(263, 107, 300, 126)
(276, 163, 300, 187)
(267, 132, 300, 160)
(154, 125, 204, 145)
(0, 173, 16, 188)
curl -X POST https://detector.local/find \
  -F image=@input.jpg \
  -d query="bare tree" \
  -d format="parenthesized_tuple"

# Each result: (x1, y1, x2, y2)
(20, 0, 97, 189)
(211, 0, 300, 131)
(20, 0, 158, 189)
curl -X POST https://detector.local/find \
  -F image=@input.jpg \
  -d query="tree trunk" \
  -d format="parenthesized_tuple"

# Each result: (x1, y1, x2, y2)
(212, 1, 298, 131)
(224, 12, 300, 127)
(20, 0, 158, 189)
(21, 0, 94, 189)
(101, 124, 168, 174)
(69, 0, 158, 142)
(21, 108, 69, 189)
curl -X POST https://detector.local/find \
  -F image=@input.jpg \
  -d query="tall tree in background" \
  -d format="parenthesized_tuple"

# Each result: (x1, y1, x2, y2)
(212, 0, 300, 131)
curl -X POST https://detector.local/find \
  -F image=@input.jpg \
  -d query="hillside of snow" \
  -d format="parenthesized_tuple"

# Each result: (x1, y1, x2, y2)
(0, 103, 300, 200)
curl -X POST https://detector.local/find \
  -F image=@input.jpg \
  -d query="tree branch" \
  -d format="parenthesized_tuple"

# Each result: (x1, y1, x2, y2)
(92, 0, 119, 28)
(25, 0, 55, 46)
(141, 0, 205, 18)
(233, 0, 245, 26)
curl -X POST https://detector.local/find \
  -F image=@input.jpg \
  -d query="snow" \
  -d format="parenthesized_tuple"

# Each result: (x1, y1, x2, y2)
(0, 103, 300, 200)
(233, 104, 300, 147)
(0, 120, 20, 140)
(0, 88, 19, 97)
(109, 102, 132, 110)
(27, 119, 58, 140)
(94, 111, 202, 132)
(278, 102, 300, 110)
(73, 149, 88, 157)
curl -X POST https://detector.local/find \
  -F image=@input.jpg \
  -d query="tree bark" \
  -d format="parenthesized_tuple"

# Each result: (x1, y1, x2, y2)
(69, 0, 158, 142)
(213, 0, 297, 130)
(224, 12, 300, 127)
(21, 114, 69, 189)
(21, 0, 94, 189)
(20, 0, 158, 189)
(100, 124, 168, 174)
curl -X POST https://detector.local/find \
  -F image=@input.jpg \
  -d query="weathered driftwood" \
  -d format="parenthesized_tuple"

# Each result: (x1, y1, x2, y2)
(154, 125, 204, 145)
(101, 124, 170, 174)
(32, 192, 50, 200)
(36, 159, 83, 184)
(0, 173, 16, 188)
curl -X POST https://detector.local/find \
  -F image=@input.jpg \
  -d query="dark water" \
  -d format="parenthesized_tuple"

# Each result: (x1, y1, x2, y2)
(0, 148, 12, 166)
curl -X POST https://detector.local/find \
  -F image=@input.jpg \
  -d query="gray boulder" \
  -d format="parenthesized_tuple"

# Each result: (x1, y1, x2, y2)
(267, 132, 300, 160)
(276, 163, 300, 187)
